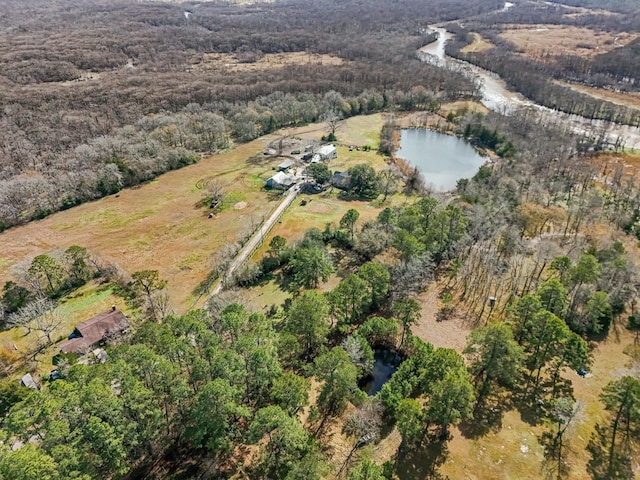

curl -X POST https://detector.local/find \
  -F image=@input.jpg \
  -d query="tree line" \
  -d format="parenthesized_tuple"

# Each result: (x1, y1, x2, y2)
(0, 0, 506, 230)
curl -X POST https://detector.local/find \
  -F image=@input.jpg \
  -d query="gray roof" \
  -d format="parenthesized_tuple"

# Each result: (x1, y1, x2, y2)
(278, 159, 294, 170)
(20, 373, 38, 390)
(267, 171, 296, 186)
(317, 144, 336, 157)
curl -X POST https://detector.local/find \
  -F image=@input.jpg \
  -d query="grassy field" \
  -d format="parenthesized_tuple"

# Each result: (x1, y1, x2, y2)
(498, 25, 638, 60)
(0, 115, 384, 312)
(0, 112, 386, 381)
(461, 33, 496, 54)
(192, 51, 346, 73)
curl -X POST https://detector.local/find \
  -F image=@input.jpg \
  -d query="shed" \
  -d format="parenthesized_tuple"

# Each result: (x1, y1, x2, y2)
(266, 171, 296, 190)
(317, 144, 337, 160)
(330, 171, 351, 190)
(277, 159, 294, 171)
(59, 308, 129, 354)
(20, 373, 38, 390)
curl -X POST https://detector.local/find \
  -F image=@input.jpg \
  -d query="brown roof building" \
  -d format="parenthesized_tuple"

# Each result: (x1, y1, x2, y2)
(59, 308, 129, 354)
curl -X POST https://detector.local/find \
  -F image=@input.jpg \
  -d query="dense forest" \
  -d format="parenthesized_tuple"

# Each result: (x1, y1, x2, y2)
(0, 0, 506, 229)
(1, 0, 640, 479)
(1, 108, 639, 479)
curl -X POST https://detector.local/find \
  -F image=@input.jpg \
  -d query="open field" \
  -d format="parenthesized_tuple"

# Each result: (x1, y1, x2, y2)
(192, 51, 346, 73)
(0, 114, 386, 313)
(461, 33, 495, 54)
(498, 25, 639, 60)
(0, 138, 280, 311)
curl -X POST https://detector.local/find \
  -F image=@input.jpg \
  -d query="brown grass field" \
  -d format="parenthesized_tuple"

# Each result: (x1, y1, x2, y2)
(498, 25, 639, 60)
(0, 114, 385, 314)
(192, 51, 346, 73)
(461, 33, 496, 54)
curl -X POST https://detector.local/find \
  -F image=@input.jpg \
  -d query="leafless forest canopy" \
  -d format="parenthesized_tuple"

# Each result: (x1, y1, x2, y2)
(445, 0, 640, 123)
(0, 0, 505, 229)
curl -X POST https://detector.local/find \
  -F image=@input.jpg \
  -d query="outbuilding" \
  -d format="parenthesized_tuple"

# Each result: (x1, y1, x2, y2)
(266, 171, 296, 190)
(317, 144, 337, 160)
(277, 159, 294, 171)
(20, 373, 39, 390)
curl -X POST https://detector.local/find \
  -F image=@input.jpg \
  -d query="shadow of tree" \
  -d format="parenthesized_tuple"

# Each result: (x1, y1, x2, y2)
(459, 395, 510, 439)
(511, 377, 574, 427)
(538, 428, 574, 480)
(586, 422, 633, 480)
(394, 435, 450, 480)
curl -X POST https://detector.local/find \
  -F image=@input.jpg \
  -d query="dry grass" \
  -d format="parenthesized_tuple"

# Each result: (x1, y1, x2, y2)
(499, 25, 639, 60)
(595, 151, 640, 185)
(191, 51, 345, 73)
(0, 114, 390, 315)
(461, 33, 495, 54)
(0, 137, 281, 311)
(404, 273, 640, 479)
(412, 282, 474, 352)
(555, 80, 640, 110)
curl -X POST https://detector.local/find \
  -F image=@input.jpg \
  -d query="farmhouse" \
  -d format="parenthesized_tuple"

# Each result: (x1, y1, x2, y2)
(266, 171, 296, 190)
(59, 307, 130, 354)
(316, 144, 337, 160)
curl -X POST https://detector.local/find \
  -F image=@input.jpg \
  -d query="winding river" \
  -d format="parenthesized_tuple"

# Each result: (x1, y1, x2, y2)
(419, 23, 640, 150)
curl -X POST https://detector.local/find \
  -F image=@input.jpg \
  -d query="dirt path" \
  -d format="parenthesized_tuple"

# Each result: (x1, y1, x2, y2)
(211, 185, 299, 295)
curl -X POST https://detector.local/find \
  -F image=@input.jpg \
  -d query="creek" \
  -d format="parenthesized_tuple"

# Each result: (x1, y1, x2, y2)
(419, 17, 640, 150)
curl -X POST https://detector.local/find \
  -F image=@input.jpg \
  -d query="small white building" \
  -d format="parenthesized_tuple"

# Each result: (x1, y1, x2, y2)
(20, 373, 39, 390)
(266, 171, 296, 190)
(317, 144, 337, 160)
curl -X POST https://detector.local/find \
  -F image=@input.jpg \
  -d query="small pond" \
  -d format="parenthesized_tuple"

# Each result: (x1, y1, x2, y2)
(361, 349, 403, 396)
(395, 129, 486, 192)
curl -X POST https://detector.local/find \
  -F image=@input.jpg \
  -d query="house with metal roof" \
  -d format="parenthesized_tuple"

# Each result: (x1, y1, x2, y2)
(266, 171, 296, 190)
(59, 307, 129, 354)
(316, 144, 337, 160)
(277, 159, 294, 171)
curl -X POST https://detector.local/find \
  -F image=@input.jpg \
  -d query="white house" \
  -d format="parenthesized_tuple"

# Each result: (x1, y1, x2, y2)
(266, 171, 296, 190)
(317, 144, 337, 160)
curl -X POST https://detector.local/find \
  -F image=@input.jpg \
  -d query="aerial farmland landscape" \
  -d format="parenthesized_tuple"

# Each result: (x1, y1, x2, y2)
(0, 0, 638, 479)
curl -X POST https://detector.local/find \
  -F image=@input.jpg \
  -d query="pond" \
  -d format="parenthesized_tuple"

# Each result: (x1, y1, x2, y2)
(361, 348, 403, 396)
(395, 129, 486, 192)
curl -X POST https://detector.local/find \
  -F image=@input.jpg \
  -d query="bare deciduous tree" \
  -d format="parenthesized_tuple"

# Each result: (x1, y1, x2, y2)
(8, 297, 63, 344)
